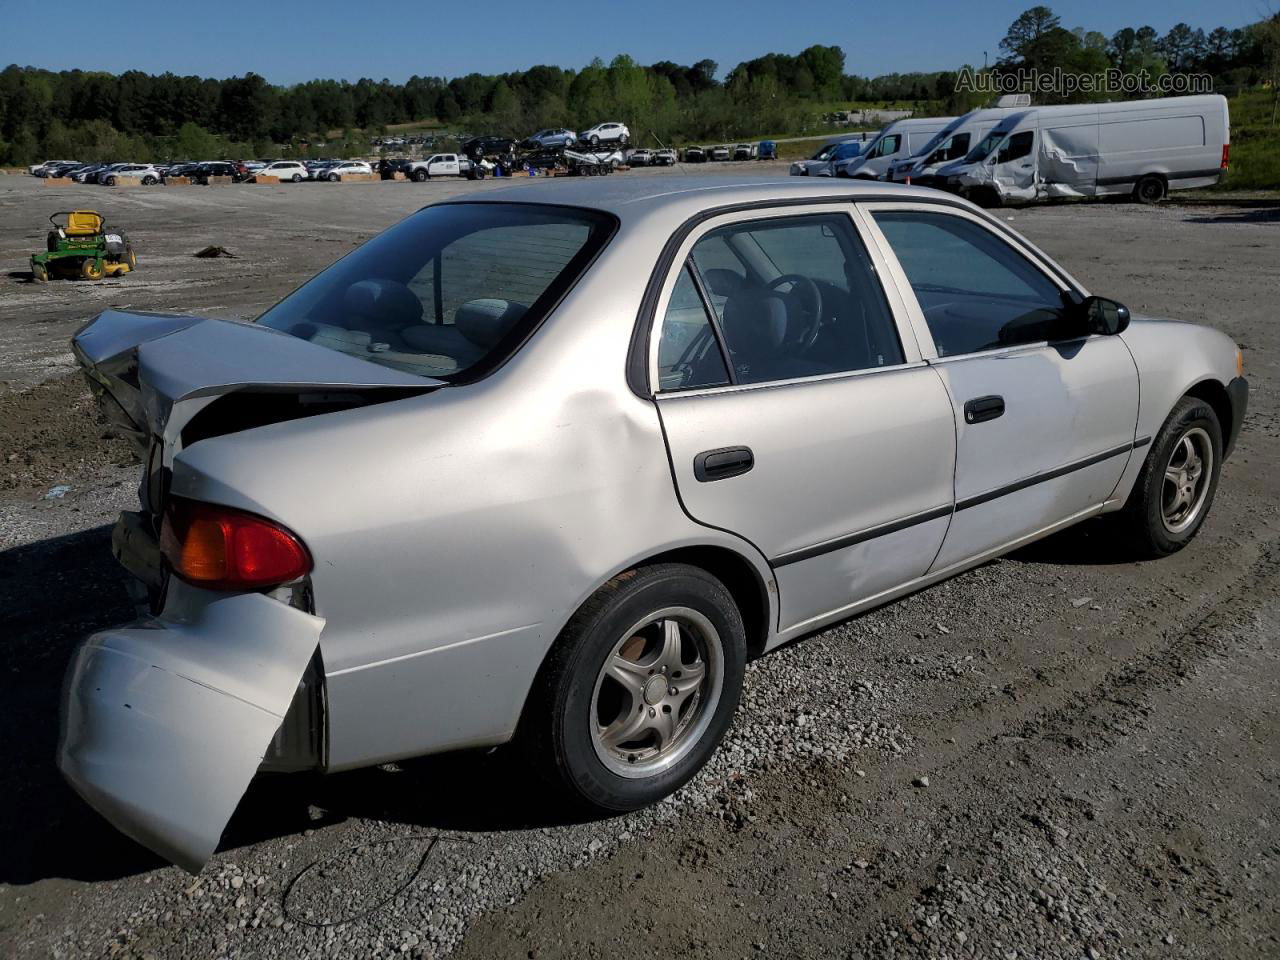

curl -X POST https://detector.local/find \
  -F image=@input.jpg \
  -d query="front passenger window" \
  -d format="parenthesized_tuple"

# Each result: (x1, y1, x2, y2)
(997, 131, 1034, 163)
(872, 210, 1067, 356)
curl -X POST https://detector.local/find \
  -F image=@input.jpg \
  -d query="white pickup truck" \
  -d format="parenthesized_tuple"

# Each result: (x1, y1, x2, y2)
(404, 153, 492, 181)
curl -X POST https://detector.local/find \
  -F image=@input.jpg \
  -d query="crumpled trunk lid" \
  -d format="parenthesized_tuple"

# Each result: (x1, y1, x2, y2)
(73, 309, 442, 457)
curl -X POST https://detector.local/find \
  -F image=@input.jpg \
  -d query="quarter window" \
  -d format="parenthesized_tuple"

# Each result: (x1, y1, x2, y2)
(656, 266, 731, 390)
(871, 210, 1067, 356)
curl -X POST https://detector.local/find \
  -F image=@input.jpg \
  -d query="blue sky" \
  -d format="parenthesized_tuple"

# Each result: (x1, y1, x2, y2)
(0, 0, 1258, 84)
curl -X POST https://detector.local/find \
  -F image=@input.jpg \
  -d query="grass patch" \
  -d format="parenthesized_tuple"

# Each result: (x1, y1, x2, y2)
(1223, 89, 1280, 190)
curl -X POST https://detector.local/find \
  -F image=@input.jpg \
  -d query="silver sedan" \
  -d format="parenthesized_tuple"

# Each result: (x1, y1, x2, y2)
(60, 178, 1248, 871)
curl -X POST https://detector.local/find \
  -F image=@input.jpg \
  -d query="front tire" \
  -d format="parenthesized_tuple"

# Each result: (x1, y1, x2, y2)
(521, 563, 746, 812)
(80, 258, 104, 280)
(1121, 396, 1222, 556)
(412, 169, 428, 182)
(1134, 175, 1166, 204)
(142, 175, 157, 185)
(292, 173, 302, 182)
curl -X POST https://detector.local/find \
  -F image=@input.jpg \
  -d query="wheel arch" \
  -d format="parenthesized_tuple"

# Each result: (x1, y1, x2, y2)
(1183, 378, 1231, 440)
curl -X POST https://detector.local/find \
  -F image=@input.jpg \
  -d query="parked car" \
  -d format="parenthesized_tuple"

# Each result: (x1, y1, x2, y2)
(460, 136, 516, 162)
(628, 149, 653, 167)
(653, 148, 677, 166)
(733, 143, 757, 160)
(305, 160, 337, 180)
(580, 122, 630, 147)
(837, 116, 956, 179)
(45, 161, 85, 178)
(790, 139, 867, 177)
(164, 162, 202, 180)
(320, 161, 374, 181)
(757, 141, 777, 160)
(937, 94, 1230, 206)
(709, 144, 731, 161)
(29, 160, 79, 176)
(193, 162, 242, 184)
(72, 162, 115, 184)
(682, 146, 706, 163)
(254, 160, 309, 182)
(379, 157, 413, 179)
(102, 164, 162, 186)
(404, 154, 487, 181)
(523, 129, 577, 149)
(57, 178, 1249, 873)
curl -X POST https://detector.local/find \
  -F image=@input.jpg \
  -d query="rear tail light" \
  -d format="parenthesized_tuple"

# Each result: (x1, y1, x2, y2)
(1221, 144, 1230, 169)
(160, 497, 312, 590)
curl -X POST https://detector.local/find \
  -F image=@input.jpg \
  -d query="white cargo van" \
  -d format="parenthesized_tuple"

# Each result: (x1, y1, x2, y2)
(936, 95, 1229, 205)
(836, 116, 956, 179)
(887, 108, 1025, 185)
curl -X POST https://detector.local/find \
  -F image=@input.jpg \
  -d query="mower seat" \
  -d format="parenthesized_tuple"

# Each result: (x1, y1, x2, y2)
(65, 211, 103, 236)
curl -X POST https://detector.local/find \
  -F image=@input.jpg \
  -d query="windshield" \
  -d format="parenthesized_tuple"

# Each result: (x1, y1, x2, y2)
(257, 203, 616, 381)
(965, 130, 1007, 163)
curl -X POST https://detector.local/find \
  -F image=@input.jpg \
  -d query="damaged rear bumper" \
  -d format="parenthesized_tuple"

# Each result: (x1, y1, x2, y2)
(58, 591, 324, 873)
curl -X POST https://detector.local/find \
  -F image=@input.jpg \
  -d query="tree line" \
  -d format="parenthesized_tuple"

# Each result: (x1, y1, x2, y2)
(993, 6, 1279, 104)
(1, 10, 1276, 166)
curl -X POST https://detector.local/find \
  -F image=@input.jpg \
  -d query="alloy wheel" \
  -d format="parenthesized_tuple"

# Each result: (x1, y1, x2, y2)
(1161, 426, 1212, 534)
(589, 606, 723, 779)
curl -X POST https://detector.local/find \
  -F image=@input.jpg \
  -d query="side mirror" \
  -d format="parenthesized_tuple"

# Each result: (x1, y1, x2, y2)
(1082, 296, 1130, 335)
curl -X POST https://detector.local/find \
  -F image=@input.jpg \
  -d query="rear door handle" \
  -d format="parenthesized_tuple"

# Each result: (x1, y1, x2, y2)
(963, 395, 1005, 424)
(694, 446, 754, 482)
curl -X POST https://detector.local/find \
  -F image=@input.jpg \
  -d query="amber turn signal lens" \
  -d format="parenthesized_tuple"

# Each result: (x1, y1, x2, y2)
(160, 497, 312, 590)
(1236, 349, 1244, 378)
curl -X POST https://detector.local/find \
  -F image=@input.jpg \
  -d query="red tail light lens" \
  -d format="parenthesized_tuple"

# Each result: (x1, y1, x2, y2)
(1222, 144, 1230, 169)
(160, 497, 312, 590)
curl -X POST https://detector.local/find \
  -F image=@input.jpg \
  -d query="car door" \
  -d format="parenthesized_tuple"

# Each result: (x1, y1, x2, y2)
(858, 202, 1139, 572)
(650, 206, 958, 633)
(990, 130, 1038, 200)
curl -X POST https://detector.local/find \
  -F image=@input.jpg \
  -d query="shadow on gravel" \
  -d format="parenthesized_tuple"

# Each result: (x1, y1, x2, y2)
(1006, 516, 1147, 567)
(1186, 207, 1280, 225)
(0, 524, 162, 885)
(224, 745, 610, 855)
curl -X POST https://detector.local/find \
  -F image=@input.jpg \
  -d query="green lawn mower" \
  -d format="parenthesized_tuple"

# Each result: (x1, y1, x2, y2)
(31, 210, 137, 282)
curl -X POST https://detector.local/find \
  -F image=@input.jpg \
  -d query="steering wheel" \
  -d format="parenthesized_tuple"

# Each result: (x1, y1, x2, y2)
(765, 274, 824, 351)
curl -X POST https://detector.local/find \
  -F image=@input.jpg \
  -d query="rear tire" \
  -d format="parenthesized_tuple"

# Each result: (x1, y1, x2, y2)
(519, 563, 746, 812)
(1134, 175, 1166, 204)
(1120, 396, 1222, 557)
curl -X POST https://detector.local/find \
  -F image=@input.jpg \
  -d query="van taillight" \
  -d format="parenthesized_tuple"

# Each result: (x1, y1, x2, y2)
(1221, 144, 1230, 169)
(160, 497, 312, 590)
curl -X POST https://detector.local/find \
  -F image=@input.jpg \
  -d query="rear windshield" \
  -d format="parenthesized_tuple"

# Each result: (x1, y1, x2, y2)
(257, 202, 615, 380)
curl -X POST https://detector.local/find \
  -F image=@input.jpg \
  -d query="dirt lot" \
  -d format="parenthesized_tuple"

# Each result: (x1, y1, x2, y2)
(0, 170, 1277, 960)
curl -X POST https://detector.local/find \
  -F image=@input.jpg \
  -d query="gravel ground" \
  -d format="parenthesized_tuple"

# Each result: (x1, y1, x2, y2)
(0, 170, 1276, 960)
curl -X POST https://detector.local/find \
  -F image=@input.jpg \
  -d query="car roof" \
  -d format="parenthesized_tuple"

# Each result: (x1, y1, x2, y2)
(460, 176, 964, 227)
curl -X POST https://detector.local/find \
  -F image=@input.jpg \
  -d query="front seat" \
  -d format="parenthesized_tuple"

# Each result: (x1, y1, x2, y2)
(720, 289, 824, 382)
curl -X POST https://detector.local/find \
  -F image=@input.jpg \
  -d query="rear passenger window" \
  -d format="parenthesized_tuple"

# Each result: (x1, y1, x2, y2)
(872, 210, 1067, 356)
(661, 213, 903, 389)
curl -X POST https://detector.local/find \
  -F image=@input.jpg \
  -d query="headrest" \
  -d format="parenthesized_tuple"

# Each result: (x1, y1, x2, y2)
(720, 293, 787, 366)
(342, 278, 423, 329)
(454, 299, 528, 349)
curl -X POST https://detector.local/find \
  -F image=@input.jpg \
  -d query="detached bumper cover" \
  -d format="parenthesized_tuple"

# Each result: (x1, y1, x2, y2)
(1225, 376, 1248, 459)
(58, 592, 324, 873)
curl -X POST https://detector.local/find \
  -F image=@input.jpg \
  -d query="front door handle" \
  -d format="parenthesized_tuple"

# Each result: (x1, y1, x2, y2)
(964, 395, 1005, 424)
(694, 446, 754, 482)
